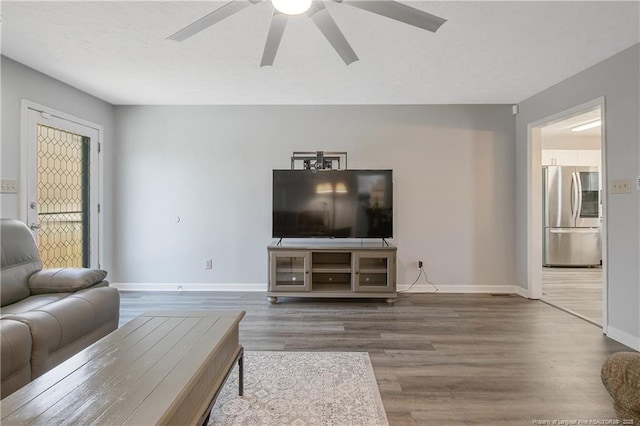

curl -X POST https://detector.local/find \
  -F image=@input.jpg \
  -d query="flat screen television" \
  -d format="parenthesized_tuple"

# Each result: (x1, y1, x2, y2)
(272, 169, 393, 239)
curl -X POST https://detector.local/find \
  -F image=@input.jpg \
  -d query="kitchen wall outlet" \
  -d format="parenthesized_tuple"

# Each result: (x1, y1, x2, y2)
(205, 259, 213, 270)
(611, 178, 632, 194)
(417, 260, 423, 270)
(1, 179, 18, 193)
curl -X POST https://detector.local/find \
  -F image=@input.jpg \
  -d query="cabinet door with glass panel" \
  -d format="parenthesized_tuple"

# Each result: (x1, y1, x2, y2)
(352, 251, 395, 292)
(269, 251, 311, 292)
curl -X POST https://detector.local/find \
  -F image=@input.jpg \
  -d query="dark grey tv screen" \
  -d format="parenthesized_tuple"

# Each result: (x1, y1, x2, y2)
(272, 169, 393, 239)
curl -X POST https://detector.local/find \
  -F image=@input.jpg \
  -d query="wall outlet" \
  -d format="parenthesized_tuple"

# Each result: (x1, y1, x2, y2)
(205, 259, 213, 270)
(417, 260, 423, 270)
(637, 176, 640, 191)
(0, 179, 18, 194)
(611, 178, 632, 194)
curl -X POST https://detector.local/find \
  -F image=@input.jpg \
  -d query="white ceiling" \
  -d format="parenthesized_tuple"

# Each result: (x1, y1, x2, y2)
(1, 1, 639, 105)
(542, 108, 601, 137)
(540, 107, 602, 152)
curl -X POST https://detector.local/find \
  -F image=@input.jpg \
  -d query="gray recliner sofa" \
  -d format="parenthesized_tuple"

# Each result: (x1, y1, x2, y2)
(1, 219, 120, 398)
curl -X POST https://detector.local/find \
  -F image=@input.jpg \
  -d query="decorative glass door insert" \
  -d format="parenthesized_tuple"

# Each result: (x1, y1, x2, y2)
(36, 124, 90, 268)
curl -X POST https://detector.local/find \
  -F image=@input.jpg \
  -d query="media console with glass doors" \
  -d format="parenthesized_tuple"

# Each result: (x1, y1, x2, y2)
(267, 242, 397, 304)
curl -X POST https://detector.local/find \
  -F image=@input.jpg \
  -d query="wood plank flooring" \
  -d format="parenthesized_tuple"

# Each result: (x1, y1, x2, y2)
(119, 291, 631, 425)
(542, 267, 602, 325)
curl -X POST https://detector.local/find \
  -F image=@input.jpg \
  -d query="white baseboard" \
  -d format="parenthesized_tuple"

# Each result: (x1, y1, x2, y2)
(605, 326, 640, 351)
(396, 283, 526, 296)
(111, 283, 267, 292)
(115, 282, 528, 296)
(513, 286, 530, 298)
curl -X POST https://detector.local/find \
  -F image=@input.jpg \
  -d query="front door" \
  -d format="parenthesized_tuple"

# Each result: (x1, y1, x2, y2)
(25, 107, 101, 268)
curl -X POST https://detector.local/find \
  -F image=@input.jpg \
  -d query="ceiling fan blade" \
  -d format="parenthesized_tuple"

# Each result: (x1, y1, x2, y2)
(341, 1, 446, 33)
(307, 2, 358, 65)
(260, 12, 288, 67)
(168, 1, 253, 42)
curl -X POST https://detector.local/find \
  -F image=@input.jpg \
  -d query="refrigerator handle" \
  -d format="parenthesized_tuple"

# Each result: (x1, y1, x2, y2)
(576, 172, 583, 219)
(571, 172, 579, 221)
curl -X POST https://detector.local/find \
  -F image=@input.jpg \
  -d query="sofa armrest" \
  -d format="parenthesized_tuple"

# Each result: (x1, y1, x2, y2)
(28, 268, 108, 294)
(0, 319, 32, 398)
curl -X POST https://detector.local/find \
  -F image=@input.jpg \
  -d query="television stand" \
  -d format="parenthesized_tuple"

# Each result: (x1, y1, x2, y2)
(267, 242, 397, 304)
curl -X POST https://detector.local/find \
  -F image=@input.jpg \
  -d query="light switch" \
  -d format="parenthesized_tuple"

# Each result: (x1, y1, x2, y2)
(611, 178, 632, 194)
(0, 179, 18, 194)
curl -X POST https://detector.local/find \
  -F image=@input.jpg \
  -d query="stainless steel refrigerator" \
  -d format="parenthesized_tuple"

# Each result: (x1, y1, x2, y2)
(543, 165, 601, 267)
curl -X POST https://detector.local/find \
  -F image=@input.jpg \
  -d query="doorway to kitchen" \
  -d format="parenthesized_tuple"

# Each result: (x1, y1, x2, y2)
(539, 107, 603, 325)
(527, 98, 607, 329)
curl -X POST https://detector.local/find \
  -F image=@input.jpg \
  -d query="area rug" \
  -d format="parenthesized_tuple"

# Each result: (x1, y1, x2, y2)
(209, 351, 389, 426)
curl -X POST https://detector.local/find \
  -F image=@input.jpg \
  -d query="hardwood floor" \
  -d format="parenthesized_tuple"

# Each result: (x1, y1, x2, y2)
(119, 291, 630, 425)
(542, 267, 603, 325)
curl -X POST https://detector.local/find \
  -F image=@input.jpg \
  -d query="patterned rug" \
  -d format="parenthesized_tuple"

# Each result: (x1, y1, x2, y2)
(209, 351, 389, 426)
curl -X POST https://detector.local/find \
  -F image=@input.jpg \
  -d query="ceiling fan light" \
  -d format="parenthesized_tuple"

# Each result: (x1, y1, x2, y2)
(272, 0, 312, 15)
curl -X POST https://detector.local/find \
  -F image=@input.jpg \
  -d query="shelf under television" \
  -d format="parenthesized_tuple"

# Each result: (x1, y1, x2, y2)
(311, 283, 352, 292)
(311, 264, 352, 273)
(357, 268, 388, 274)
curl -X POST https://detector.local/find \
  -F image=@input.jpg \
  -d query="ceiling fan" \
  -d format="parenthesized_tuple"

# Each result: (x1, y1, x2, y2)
(167, 0, 447, 66)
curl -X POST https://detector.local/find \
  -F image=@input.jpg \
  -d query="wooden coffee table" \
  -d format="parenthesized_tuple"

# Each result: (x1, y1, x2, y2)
(1, 310, 245, 425)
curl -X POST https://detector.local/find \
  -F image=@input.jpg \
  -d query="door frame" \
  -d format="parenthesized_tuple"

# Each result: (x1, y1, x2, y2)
(20, 100, 104, 268)
(526, 96, 608, 331)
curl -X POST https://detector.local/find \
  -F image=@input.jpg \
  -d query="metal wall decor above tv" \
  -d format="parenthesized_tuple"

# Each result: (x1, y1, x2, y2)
(290, 151, 347, 170)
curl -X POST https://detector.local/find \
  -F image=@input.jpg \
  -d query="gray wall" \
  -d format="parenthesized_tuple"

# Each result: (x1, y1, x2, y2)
(515, 44, 640, 346)
(113, 105, 516, 289)
(0, 57, 116, 271)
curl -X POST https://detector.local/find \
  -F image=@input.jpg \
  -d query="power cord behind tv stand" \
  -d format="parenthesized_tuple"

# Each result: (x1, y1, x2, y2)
(399, 264, 439, 295)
